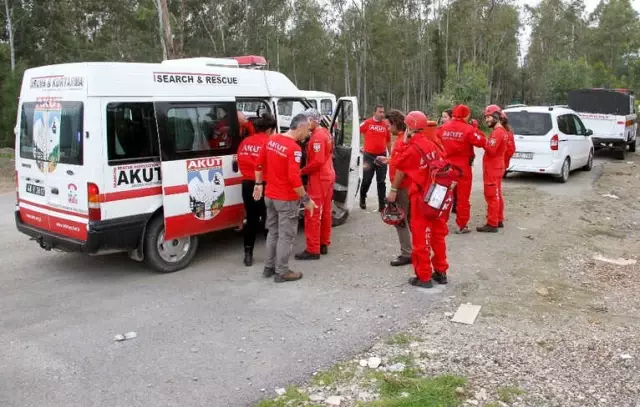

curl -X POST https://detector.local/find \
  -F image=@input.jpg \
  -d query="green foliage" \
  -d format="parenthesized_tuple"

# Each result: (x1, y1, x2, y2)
(431, 64, 489, 119)
(497, 386, 526, 403)
(371, 374, 466, 407)
(541, 59, 591, 104)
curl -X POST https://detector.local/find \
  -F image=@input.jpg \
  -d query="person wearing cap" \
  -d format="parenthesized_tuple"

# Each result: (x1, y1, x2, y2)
(295, 109, 336, 260)
(439, 104, 487, 234)
(386, 111, 449, 288)
(254, 114, 316, 283)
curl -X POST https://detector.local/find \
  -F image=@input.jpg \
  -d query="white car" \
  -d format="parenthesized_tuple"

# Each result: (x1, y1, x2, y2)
(504, 106, 595, 183)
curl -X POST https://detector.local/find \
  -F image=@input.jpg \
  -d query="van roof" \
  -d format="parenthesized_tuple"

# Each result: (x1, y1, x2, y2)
(20, 61, 303, 100)
(503, 105, 574, 115)
(300, 90, 335, 98)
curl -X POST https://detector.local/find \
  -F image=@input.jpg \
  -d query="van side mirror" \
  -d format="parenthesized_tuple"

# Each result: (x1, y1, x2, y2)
(586, 129, 593, 136)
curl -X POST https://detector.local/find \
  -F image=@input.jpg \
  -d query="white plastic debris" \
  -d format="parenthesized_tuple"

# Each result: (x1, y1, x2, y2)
(593, 254, 637, 266)
(367, 357, 382, 369)
(359, 359, 368, 367)
(602, 194, 620, 199)
(620, 354, 633, 360)
(326, 395, 343, 406)
(451, 304, 481, 325)
(275, 388, 286, 396)
(114, 331, 137, 342)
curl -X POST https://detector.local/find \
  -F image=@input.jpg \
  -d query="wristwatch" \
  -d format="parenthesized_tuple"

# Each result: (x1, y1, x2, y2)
(301, 194, 311, 205)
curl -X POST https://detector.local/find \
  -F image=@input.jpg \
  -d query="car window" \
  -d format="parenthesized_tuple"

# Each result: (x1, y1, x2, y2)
(557, 114, 575, 135)
(107, 102, 160, 164)
(571, 115, 586, 135)
(320, 99, 333, 116)
(505, 111, 552, 136)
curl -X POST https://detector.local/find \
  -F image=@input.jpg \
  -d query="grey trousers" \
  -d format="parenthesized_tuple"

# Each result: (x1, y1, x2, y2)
(395, 188, 412, 258)
(264, 197, 300, 274)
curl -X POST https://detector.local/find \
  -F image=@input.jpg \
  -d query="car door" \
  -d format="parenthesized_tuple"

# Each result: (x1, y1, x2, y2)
(556, 114, 578, 168)
(330, 97, 360, 226)
(571, 114, 592, 165)
(153, 97, 244, 241)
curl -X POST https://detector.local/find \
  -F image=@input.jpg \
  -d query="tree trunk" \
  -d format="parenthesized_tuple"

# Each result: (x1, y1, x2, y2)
(155, 0, 168, 60)
(158, 0, 175, 59)
(4, 0, 15, 72)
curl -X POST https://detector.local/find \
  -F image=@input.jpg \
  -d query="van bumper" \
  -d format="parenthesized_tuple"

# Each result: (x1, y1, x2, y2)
(592, 137, 626, 148)
(15, 210, 149, 254)
(509, 158, 564, 176)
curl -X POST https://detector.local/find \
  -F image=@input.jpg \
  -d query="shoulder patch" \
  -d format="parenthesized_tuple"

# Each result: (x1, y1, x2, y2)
(294, 150, 302, 163)
(313, 142, 321, 152)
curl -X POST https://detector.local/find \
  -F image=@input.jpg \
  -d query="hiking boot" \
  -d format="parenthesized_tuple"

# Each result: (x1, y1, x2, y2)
(320, 245, 329, 255)
(274, 270, 303, 283)
(476, 224, 499, 233)
(498, 222, 504, 228)
(243, 247, 253, 267)
(390, 256, 412, 267)
(295, 250, 320, 260)
(432, 271, 448, 285)
(455, 226, 471, 234)
(263, 267, 276, 278)
(409, 277, 433, 288)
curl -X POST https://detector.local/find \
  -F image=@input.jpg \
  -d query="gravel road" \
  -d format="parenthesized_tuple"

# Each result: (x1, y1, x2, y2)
(0, 150, 629, 407)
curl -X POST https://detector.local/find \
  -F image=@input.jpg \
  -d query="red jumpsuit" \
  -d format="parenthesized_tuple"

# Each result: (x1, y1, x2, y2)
(301, 127, 336, 254)
(483, 126, 509, 227)
(392, 131, 448, 282)
(439, 119, 486, 230)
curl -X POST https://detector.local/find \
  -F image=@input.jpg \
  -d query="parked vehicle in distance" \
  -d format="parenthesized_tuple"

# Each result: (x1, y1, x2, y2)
(504, 106, 594, 183)
(567, 88, 637, 159)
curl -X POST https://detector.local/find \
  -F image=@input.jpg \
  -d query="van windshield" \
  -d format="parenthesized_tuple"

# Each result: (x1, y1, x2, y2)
(20, 100, 84, 167)
(506, 111, 552, 136)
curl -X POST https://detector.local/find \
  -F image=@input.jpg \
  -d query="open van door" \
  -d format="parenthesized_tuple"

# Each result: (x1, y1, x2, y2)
(330, 97, 360, 226)
(153, 97, 245, 242)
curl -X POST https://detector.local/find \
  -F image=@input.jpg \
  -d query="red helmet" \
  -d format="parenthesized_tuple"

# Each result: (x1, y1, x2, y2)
(483, 104, 502, 117)
(381, 202, 406, 226)
(452, 104, 471, 119)
(404, 111, 429, 131)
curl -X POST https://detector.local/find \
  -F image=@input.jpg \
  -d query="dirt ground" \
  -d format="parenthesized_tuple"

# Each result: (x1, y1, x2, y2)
(257, 153, 640, 407)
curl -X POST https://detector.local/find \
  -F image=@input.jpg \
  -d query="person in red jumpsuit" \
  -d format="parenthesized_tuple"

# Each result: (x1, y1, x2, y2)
(237, 113, 276, 266)
(500, 115, 515, 227)
(387, 111, 449, 288)
(477, 104, 509, 233)
(439, 104, 487, 234)
(296, 109, 336, 260)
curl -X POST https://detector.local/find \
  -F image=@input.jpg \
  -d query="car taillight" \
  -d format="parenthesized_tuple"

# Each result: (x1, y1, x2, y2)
(550, 134, 559, 151)
(87, 182, 101, 221)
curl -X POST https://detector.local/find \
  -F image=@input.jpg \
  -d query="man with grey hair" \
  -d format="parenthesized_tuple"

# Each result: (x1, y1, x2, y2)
(296, 108, 336, 260)
(254, 113, 316, 283)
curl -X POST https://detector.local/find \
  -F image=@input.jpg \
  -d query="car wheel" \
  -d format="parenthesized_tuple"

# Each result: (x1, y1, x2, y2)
(629, 140, 637, 153)
(144, 215, 199, 273)
(555, 157, 570, 183)
(582, 149, 594, 171)
(332, 201, 349, 227)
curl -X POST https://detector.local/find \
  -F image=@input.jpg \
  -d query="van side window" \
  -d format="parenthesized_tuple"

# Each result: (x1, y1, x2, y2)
(557, 115, 573, 135)
(155, 102, 240, 160)
(107, 102, 159, 164)
(320, 99, 333, 115)
(571, 115, 586, 135)
(19, 101, 84, 166)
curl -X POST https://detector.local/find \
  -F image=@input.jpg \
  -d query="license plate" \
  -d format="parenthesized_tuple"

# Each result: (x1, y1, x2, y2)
(26, 183, 45, 196)
(513, 152, 533, 160)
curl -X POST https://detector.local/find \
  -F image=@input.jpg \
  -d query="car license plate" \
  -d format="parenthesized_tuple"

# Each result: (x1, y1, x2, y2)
(26, 183, 45, 196)
(513, 152, 533, 160)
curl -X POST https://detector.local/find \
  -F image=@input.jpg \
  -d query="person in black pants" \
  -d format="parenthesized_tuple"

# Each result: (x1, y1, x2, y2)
(237, 113, 276, 266)
(359, 105, 392, 212)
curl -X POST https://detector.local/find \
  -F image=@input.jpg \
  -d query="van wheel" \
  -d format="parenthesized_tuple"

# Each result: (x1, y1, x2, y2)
(582, 149, 594, 171)
(555, 158, 570, 183)
(614, 147, 626, 160)
(143, 215, 199, 273)
(629, 140, 637, 153)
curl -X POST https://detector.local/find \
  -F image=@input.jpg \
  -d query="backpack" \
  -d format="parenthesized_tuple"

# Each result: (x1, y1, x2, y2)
(412, 141, 462, 220)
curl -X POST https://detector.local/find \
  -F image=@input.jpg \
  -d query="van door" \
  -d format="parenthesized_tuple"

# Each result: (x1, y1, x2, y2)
(153, 98, 245, 241)
(17, 97, 89, 241)
(330, 97, 360, 226)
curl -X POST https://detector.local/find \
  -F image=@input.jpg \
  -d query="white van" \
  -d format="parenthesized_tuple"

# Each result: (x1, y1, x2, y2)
(504, 106, 594, 183)
(278, 90, 337, 129)
(14, 60, 361, 272)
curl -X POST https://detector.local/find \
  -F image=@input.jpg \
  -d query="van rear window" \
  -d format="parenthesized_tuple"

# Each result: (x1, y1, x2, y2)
(505, 112, 552, 136)
(20, 101, 83, 166)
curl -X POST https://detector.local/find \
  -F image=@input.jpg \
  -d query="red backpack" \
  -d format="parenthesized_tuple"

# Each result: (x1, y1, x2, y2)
(412, 142, 462, 220)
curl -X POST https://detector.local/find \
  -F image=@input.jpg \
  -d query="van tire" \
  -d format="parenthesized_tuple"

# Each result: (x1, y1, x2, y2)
(555, 157, 570, 183)
(629, 140, 637, 153)
(143, 215, 199, 273)
(582, 149, 594, 171)
(614, 147, 626, 160)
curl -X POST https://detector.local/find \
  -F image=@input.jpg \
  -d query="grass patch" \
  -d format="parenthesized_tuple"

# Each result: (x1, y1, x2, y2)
(369, 374, 466, 407)
(497, 386, 525, 403)
(311, 361, 357, 387)
(255, 386, 309, 407)
(385, 333, 424, 346)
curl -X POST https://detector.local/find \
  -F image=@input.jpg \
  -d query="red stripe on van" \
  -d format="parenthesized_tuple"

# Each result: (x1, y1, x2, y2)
(20, 199, 89, 219)
(101, 186, 163, 202)
(163, 176, 244, 196)
(163, 203, 245, 241)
